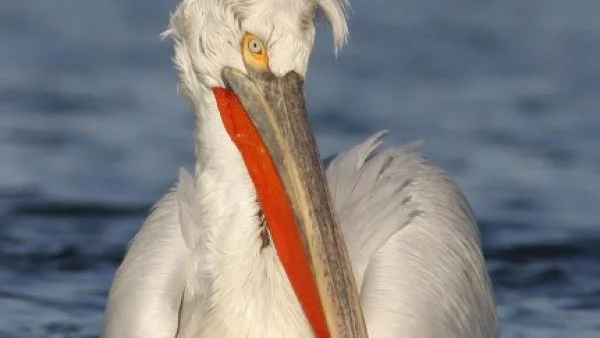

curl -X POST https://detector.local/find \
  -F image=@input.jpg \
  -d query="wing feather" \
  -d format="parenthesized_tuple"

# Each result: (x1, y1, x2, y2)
(327, 132, 422, 286)
(102, 169, 201, 338)
(326, 132, 499, 338)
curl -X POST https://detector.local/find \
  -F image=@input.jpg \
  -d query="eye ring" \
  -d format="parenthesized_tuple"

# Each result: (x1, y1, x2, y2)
(242, 33, 269, 70)
(248, 38, 263, 54)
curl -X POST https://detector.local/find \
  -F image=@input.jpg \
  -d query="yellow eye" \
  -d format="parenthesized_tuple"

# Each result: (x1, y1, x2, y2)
(242, 33, 269, 71)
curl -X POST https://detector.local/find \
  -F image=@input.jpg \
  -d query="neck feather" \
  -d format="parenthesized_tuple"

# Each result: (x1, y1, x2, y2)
(190, 86, 259, 250)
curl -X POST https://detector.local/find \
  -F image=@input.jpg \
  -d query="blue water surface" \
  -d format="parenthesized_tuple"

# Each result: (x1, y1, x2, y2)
(1, 1, 599, 337)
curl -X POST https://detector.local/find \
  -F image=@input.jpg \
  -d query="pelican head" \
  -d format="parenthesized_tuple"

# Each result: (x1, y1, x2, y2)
(164, 0, 366, 337)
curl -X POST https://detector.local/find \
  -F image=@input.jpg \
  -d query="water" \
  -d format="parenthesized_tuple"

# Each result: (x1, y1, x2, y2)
(1, 0, 599, 337)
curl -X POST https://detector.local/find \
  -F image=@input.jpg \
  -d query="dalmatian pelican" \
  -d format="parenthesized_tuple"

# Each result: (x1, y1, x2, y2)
(102, 0, 499, 337)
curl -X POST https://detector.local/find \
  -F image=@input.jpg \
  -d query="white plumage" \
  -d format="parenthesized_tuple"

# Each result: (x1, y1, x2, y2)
(102, 0, 499, 337)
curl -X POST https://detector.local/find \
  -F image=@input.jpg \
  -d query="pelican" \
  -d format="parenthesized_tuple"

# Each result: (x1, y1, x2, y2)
(102, 0, 499, 337)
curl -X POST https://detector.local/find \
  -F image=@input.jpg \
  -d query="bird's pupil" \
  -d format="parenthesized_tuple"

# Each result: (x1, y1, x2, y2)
(250, 39, 261, 53)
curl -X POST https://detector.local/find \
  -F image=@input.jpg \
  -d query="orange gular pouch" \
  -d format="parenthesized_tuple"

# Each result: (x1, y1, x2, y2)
(213, 87, 331, 338)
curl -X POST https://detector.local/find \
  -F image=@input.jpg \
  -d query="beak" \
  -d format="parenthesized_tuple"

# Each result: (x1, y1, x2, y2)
(214, 67, 367, 338)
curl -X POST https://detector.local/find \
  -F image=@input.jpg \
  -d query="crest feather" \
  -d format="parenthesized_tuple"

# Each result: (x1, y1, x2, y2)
(317, 0, 350, 53)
